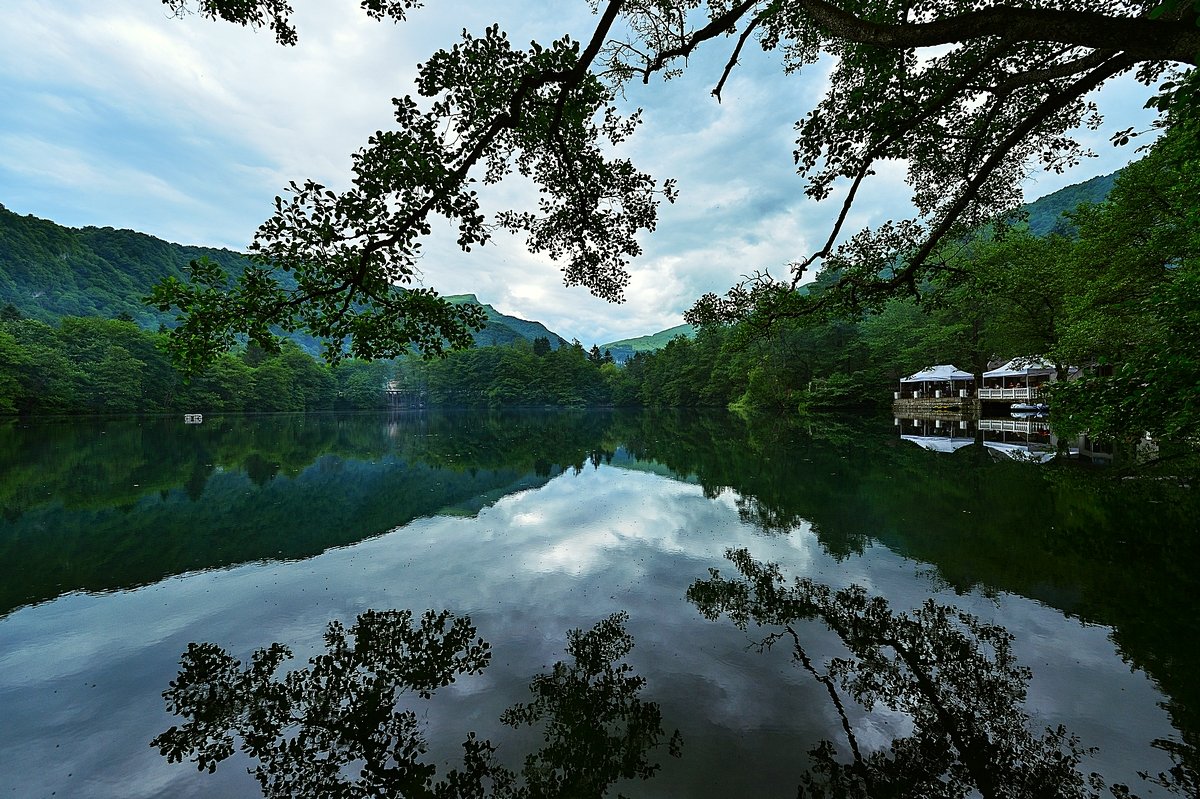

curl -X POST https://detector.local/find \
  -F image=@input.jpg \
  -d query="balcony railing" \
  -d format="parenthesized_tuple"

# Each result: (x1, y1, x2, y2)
(977, 387, 1043, 400)
(978, 418, 1051, 435)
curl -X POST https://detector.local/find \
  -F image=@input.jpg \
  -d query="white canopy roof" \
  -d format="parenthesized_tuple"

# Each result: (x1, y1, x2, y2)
(900, 364, 975, 383)
(901, 435, 975, 453)
(983, 357, 1056, 379)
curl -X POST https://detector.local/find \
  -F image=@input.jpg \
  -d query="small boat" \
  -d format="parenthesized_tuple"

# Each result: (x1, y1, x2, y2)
(1011, 403, 1049, 413)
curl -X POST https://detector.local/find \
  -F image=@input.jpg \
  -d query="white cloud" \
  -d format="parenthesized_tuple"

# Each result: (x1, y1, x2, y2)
(0, 1, 1162, 342)
(0, 134, 192, 205)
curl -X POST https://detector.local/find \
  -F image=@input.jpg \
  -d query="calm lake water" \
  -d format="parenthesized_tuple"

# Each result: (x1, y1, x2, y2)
(1, 410, 1197, 797)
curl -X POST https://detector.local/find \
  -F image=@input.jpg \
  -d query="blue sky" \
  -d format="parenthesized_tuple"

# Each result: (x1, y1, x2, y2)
(0, 1, 1161, 344)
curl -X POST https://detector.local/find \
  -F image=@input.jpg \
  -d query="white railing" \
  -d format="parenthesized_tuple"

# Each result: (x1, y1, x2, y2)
(978, 387, 1040, 400)
(895, 389, 971, 400)
(978, 419, 1051, 435)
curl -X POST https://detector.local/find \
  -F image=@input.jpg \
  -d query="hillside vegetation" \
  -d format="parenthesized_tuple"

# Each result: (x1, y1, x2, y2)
(0, 206, 567, 350)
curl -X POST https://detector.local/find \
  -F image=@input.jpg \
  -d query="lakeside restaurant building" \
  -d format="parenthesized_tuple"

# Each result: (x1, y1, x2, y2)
(978, 358, 1067, 402)
(895, 364, 976, 400)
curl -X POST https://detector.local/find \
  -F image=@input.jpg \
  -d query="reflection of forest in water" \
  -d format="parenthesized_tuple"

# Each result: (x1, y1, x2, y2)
(157, 553, 1193, 798)
(2, 410, 1198, 795)
(0, 412, 615, 613)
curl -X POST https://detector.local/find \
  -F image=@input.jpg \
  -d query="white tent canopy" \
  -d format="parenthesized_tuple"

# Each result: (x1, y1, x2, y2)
(983, 357, 1056, 380)
(901, 435, 974, 453)
(900, 364, 975, 384)
(983, 441, 1058, 463)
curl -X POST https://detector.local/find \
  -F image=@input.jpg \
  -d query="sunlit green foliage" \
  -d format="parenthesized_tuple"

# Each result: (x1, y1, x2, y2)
(0, 314, 392, 414)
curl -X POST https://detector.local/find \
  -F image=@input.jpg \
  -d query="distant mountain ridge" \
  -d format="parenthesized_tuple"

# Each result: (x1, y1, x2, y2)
(0, 203, 246, 327)
(1020, 171, 1117, 236)
(0, 205, 567, 351)
(445, 294, 566, 349)
(600, 323, 695, 363)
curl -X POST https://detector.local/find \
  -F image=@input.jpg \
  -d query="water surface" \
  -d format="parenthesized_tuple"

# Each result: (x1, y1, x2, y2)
(0, 411, 1196, 796)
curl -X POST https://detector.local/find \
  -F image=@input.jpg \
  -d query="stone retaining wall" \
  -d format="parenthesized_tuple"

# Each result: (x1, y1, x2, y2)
(892, 397, 981, 418)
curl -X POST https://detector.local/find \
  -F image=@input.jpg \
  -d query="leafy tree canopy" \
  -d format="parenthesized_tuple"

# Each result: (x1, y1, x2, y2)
(156, 0, 1196, 367)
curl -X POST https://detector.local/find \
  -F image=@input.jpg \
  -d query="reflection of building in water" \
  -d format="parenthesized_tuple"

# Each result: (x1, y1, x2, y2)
(979, 420, 1058, 463)
(896, 415, 975, 452)
(894, 413, 1127, 466)
(977, 417, 1052, 437)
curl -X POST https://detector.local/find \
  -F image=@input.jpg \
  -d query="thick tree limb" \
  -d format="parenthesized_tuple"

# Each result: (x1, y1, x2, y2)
(793, 0, 1200, 65)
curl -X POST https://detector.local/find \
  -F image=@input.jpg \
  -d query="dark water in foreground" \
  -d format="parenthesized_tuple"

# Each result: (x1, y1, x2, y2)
(0, 410, 1197, 797)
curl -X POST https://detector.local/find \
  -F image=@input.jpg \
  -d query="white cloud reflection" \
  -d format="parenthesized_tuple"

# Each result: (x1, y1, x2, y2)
(0, 462, 1178, 798)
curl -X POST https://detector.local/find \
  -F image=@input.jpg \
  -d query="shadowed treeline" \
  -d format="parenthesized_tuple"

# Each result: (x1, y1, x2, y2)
(0, 411, 617, 616)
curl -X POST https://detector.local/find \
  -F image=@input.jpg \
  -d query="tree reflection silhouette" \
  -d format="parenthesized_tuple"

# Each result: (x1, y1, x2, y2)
(687, 548, 1145, 799)
(152, 610, 680, 798)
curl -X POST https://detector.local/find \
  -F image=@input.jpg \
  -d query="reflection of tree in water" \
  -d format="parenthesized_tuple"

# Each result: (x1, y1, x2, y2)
(152, 610, 680, 798)
(687, 548, 1192, 799)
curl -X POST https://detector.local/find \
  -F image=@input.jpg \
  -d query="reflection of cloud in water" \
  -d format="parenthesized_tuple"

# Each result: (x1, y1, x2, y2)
(0, 464, 1180, 798)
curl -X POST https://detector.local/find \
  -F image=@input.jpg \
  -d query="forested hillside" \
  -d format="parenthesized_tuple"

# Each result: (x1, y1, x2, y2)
(0, 162, 1167, 431)
(0, 206, 569, 352)
(600, 324, 695, 363)
(445, 294, 566, 349)
(1020, 172, 1118, 236)
(0, 204, 247, 327)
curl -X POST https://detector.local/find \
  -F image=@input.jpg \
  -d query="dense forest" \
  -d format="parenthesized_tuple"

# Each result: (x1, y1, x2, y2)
(404, 125, 1195, 454)
(623, 121, 1198, 449)
(0, 313, 392, 414)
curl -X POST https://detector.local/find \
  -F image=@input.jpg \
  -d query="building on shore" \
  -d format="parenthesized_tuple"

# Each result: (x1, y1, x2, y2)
(893, 364, 978, 415)
(895, 364, 976, 400)
(979, 358, 1058, 402)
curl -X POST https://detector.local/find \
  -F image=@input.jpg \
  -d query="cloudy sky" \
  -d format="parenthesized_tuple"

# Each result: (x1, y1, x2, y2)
(0, 1, 1161, 345)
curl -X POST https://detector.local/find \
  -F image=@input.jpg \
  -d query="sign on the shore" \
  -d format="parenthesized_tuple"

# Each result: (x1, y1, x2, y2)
(183, 413, 203, 424)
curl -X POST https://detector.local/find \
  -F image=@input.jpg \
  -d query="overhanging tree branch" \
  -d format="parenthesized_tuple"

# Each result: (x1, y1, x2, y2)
(790, 0, 1199, 65)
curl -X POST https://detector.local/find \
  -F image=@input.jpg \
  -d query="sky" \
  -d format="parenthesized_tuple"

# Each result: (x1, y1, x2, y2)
(0, 1, 1163, 345)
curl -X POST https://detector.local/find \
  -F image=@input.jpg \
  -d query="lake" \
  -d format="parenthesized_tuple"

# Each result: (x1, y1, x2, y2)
(1, 410, 1196, 797)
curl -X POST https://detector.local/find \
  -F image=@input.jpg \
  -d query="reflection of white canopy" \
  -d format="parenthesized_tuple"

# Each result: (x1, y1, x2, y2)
(983, 441, 1057, 463)
(900, 364, 975, 383)
(983, 357, 1056, 379)
(901, 435, 975, 453)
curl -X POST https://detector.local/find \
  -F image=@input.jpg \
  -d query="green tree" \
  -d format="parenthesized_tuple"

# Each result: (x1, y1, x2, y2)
(1050, 119, 1200, 444)
(91, 345, 147, 412)
(337, 360, 391, 409)
(154, 1, 1197, 366)
(0, 329, 28, 413)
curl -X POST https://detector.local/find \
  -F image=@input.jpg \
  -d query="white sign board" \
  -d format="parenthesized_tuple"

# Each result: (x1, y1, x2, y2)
(183, 413, 203, 424)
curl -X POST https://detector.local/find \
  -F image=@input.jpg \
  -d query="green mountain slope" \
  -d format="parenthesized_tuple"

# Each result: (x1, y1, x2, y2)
(1019, 171, 1118, 236)
(600, 323, 695, 363)
(445, 293, 566, 349)
(0, 204, 249, 327)
(0, 206, 567, 351)
(0, 168, 1113, 354)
